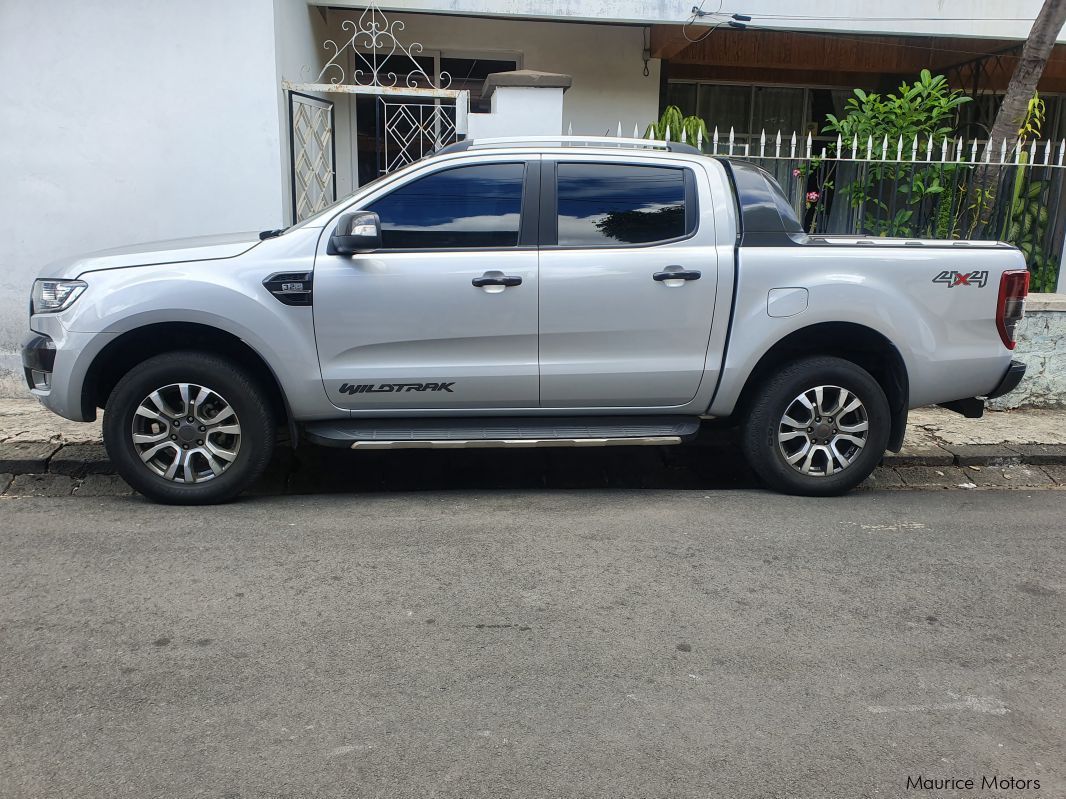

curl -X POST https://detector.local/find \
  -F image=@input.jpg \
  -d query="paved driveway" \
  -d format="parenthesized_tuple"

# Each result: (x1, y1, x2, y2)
(1, 489, 1062, 798)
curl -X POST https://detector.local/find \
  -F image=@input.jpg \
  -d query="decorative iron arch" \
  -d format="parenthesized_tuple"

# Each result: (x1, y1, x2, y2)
(283, 2, 472, 214)
(293, 1, 460, 96)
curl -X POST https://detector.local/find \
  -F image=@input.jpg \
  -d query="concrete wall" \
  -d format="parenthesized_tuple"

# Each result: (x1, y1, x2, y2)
(989, 294, 1066, 410)
(467, 87, 568, 138)
(0, 0, 293, 396)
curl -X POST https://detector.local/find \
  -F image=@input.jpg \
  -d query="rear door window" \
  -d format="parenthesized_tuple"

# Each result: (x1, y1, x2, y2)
(555, 163, 693, 247)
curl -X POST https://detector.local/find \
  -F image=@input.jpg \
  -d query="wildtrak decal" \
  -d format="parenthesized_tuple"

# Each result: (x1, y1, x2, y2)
(932, 269, 989, 288)
(339, 382, 455, 395)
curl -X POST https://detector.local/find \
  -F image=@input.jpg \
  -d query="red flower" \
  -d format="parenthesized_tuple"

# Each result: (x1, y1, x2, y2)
(806, 191, 820, 203)
(792, 168, 802, 177)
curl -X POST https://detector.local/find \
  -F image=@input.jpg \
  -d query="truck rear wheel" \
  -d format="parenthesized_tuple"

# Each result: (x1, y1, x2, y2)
(741, 356, 890, 496)
(103, 351, 275, 505)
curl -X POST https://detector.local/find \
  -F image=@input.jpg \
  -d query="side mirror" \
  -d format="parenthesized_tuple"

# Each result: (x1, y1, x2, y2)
(328, 211, 381, 255)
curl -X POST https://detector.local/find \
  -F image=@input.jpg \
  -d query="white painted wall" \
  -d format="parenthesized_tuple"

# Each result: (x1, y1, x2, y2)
(0, 0, 292, 395)
(468, 87, 568, 138)
(323, 0, 1066, 43)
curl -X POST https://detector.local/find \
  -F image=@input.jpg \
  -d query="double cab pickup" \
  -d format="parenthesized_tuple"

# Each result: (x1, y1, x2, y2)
(23, 136, 1028, 503)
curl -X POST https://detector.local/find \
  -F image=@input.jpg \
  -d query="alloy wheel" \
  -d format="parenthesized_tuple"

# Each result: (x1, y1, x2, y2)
(777, 385, 869, 477)
(130, 383, 242, 483)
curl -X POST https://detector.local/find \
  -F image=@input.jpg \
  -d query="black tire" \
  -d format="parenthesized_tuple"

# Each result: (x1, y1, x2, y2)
(740, 356, 890, 496)
(103, 351, 275, 505)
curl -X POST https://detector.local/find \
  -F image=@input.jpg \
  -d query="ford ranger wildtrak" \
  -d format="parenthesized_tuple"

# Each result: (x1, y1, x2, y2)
(23, 136, 1029, 503)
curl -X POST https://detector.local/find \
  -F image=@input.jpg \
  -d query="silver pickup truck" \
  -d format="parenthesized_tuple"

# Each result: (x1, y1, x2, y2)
(23, 136, 1029, 504)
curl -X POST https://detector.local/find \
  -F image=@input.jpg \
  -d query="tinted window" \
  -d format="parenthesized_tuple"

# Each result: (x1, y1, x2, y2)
(730, 161, 801, 234)
(368, 163, 525, 249)
(764, 172, 804, 233)
(556, 164, 688, 246)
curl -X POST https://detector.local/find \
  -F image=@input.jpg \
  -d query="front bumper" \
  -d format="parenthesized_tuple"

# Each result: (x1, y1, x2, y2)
(21, 332, 56, 391)
(21, 319, 117, 422)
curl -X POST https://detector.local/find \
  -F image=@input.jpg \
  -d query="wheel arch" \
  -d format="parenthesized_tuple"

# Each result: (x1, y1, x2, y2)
(81, 321, 289, 429)
(732, 322, 909, 452)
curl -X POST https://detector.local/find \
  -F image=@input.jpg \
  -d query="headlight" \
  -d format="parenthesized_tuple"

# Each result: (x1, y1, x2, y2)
(31, 279, 87, 314)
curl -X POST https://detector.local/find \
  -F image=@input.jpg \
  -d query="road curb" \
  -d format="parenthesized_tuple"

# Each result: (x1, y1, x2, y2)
(0, 441, 61, 474)
(2, 439, 1066, 479)
(0, 441, 114, 476)
(47, 443, 114, 477)
(881, 443, 1059, 469)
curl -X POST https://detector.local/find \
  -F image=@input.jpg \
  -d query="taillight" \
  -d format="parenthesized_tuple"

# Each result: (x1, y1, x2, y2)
(996, 269, 1029, 349)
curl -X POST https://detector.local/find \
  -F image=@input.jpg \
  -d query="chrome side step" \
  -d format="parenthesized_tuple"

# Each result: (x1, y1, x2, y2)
(346, 436, 684, 450)
(303, 416, 700, 449)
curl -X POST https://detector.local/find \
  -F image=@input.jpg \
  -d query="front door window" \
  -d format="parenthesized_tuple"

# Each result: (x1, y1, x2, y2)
(368, 163, 525, 249)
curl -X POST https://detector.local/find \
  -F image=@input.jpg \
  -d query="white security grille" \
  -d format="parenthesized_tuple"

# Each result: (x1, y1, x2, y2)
(290, 93, 335, 222)
(381, 99, 458, 173)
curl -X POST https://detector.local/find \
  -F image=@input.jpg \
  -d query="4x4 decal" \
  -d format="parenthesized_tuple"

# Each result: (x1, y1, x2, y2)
(933, 269, 989, 288)
(339, 382, 455, 395)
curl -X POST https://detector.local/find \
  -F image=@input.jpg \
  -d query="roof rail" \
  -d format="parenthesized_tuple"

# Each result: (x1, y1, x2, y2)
(434, 140, 473, 155)
(437, 136, 701, 155)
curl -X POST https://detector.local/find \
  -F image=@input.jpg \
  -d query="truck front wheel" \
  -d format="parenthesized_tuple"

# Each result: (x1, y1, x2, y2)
(741, 356, 890, 496)
(103, 351, 275, 505)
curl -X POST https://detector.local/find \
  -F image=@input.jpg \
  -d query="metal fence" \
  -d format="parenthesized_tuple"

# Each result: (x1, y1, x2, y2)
(644, 126, 1066, 292)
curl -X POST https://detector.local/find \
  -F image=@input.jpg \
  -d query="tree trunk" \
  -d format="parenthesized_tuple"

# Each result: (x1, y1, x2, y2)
(987, 0, 1066, 149)
(974, 0, 1066, 235)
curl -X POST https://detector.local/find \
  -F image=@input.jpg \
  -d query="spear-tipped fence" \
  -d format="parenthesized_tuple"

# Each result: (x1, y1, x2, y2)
(617, 122, 1066, 292)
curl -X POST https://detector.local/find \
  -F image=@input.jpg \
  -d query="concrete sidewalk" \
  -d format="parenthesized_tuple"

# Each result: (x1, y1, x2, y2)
(1, 398, 1065, 495)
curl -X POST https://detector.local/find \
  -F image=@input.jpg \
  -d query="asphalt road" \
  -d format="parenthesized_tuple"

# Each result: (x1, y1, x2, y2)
(1, 488, 1063, 799)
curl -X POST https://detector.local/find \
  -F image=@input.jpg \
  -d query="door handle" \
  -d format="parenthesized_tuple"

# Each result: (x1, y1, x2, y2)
(653, 269, 701, 282)
(472, 274, 522, 288)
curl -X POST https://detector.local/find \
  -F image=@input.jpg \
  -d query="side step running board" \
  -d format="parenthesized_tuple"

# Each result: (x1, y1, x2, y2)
(303, 416, 700, 450)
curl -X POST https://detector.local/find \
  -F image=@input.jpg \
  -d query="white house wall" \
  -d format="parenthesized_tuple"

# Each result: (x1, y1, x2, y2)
(0, 0, 290, 396)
